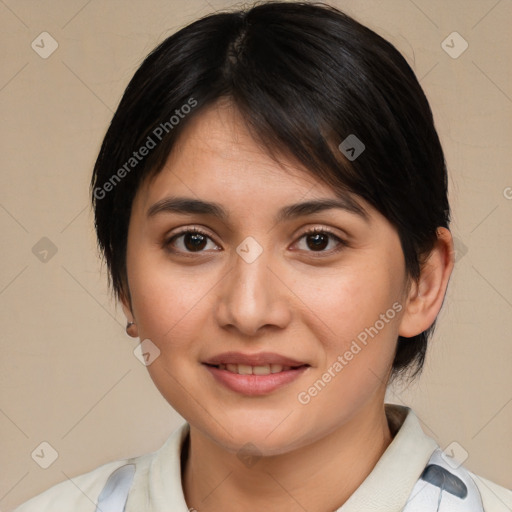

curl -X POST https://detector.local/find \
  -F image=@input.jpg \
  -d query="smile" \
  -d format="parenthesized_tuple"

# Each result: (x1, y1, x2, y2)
(206, 363, 306, 375)
(203, 363, 310, 395)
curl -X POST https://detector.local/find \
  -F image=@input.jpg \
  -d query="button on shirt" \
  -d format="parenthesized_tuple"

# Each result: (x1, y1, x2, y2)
(13, 404, 512, 512)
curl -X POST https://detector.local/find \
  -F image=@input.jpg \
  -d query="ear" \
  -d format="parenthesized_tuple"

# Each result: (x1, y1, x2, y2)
(398, 227, 455, 338)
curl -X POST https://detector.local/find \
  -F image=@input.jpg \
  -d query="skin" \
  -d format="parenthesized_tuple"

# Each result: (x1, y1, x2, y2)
(121, 100, 454, 511)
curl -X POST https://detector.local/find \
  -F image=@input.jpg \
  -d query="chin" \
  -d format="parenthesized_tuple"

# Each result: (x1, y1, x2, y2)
(207, 418, 310, 457)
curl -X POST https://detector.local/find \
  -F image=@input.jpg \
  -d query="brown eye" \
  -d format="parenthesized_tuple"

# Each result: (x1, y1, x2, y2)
(165, 228, 219, 253)
(305, 232, 330, 251)
(296, 227, 347, 254)
(182, 232, 208, 251)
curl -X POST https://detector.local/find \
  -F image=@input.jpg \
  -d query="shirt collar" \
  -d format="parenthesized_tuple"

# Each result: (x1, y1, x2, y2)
(140, 404, 438, 512)
(338, 404, 439, 511)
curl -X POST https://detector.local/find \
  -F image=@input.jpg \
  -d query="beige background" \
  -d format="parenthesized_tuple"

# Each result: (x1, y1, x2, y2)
(1, 0, 511, 509)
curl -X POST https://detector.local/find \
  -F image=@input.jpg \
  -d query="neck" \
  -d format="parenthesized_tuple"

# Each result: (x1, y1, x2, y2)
(182, 400, 394, 512)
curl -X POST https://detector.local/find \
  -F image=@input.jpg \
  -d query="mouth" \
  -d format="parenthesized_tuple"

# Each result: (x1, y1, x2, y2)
(202, 351, 309, 369)
(203, 362, 309, 375)
(202, 363, 310, 397)
(201, 351, 311, 395)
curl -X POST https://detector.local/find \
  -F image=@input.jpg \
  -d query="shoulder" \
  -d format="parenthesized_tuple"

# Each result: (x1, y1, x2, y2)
(12, 422, 189, 512)
(11, 455, 146, 512)
(469, 471, 512, 512)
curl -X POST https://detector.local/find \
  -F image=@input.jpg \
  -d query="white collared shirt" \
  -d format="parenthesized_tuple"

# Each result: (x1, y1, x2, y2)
(13, 404, 512, 511)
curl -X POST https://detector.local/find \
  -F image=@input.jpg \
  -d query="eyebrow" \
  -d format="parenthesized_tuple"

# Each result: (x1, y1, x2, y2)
(146, 195, 370, 223)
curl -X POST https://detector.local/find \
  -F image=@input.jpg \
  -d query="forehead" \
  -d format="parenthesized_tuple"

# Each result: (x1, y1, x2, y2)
(133, 102, 372, 222)
(153, 103, 317, 190)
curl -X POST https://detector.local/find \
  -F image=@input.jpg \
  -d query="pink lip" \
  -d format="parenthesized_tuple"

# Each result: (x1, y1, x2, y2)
(203, 351, 308, 367)
(203, 364, 309, 396)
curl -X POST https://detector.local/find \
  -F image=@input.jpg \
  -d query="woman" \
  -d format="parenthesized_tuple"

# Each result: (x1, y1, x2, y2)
(13, 2, 511, 511)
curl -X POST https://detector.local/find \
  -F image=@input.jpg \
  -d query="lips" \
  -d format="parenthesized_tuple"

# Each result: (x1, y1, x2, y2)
(203, 351, 309, 368)
(209, 363, 299, 375)
(202, 351, 310, 394)
(203, 362, 309, 395)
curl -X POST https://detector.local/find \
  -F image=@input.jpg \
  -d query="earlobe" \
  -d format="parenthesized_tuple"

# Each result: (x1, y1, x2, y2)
(398, 227, 455, 338)
(120, 289, 139, 338)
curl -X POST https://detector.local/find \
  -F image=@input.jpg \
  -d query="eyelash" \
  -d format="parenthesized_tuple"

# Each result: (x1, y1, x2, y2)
(163, 226, 348, 257)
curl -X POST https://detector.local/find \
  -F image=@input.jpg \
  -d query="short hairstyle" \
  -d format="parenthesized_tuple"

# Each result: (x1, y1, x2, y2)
(90, 1, 450, 383)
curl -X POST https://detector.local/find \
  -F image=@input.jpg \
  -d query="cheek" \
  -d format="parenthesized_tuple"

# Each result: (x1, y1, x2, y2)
(297, 272, 400, 408)
(131, 271, 214, 345)
(291, 263, 402, 405)
(125, 243, 212, 342)
(290, 262, 401, 344)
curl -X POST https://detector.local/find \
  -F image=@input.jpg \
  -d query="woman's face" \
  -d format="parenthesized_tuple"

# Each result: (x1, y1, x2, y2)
(123, 102, 411, 455)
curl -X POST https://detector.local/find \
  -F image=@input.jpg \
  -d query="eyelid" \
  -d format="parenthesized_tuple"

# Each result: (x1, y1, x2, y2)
(164, 226, 220, 251)
(293, 226, 349, 255)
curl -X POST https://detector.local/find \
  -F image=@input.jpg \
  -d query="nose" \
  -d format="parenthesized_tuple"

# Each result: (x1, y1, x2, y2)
(214, 242, 292, 337)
